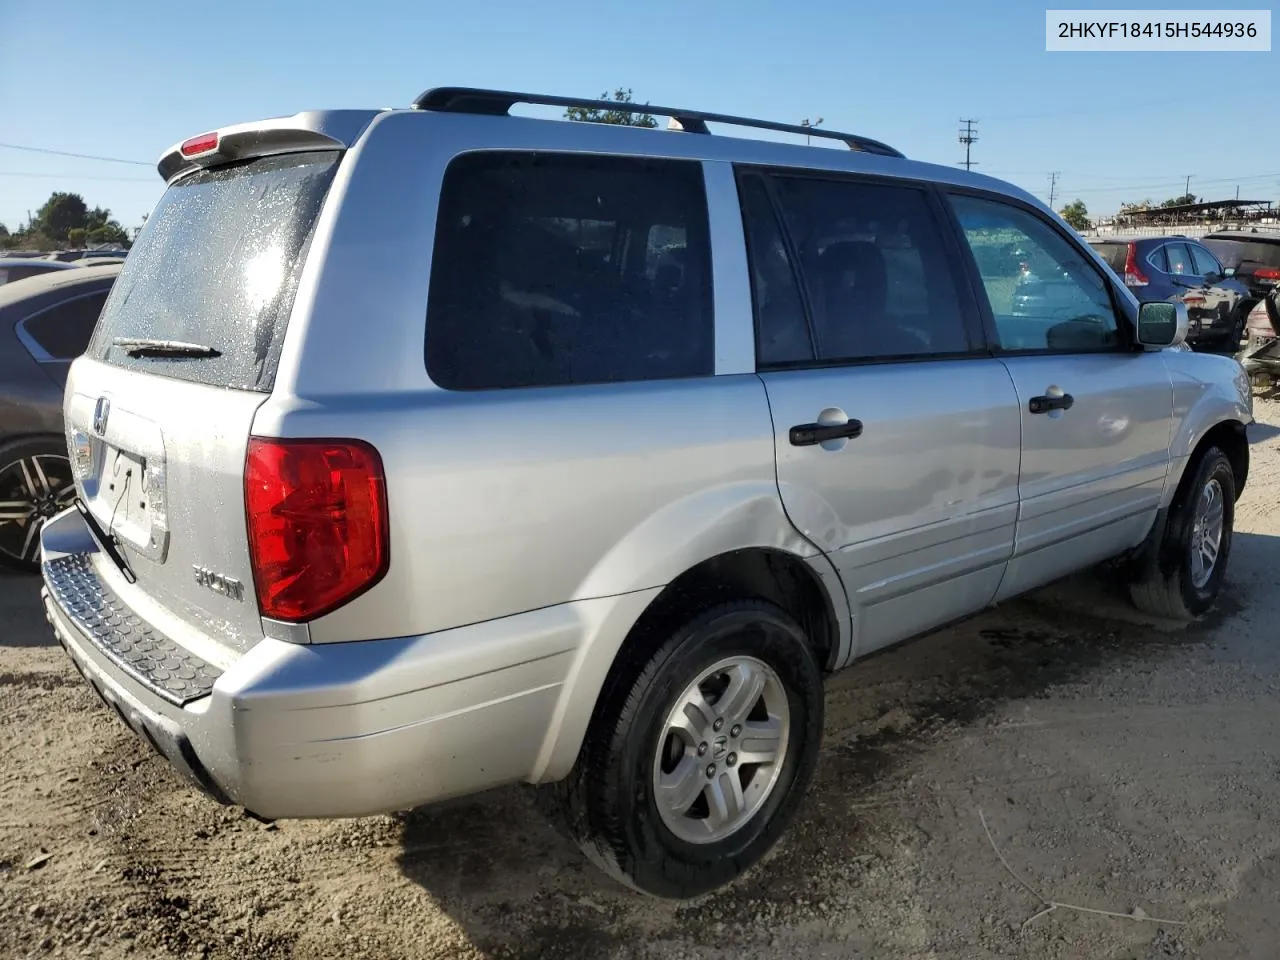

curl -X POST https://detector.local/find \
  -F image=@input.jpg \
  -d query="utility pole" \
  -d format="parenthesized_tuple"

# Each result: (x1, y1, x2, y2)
(957, 119, 979, 171)
(1048, 171, 1060, 209)
(1185, 174, 1193, 198)
(800, 116, 823, 146)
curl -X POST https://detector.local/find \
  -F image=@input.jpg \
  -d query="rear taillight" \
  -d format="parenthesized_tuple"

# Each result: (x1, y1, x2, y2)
(1254, 267, 1280, 282)
(1123, 243, 1149, 287)
(244, 438, 389, 623)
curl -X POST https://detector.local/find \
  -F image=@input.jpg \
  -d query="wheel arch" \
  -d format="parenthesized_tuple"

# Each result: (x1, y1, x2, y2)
(1170, 419, 1249, 507)
(531, 545, 848, 784)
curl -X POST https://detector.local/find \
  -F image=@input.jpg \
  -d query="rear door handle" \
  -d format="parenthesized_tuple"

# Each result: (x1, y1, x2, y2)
(789, 419, 864, 446)
(1028, 393, 1075, 415)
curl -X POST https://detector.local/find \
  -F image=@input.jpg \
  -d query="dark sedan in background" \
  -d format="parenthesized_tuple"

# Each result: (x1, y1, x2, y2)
(1088, 235, 1254, 350)
(0, 258, 79, 286)
(0, 265, 120, 570)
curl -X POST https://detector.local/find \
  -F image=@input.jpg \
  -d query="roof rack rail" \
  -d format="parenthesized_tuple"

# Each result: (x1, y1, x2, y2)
(411, 87, 906, 159)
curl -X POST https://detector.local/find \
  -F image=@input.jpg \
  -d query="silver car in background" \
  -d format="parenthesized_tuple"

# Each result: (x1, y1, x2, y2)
(39, 89, 1251, 898)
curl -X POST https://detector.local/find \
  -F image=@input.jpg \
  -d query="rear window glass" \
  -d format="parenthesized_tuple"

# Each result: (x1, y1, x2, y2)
(1203, 237, 1280, 269)
(88, 150, 340, 392)
(1090, 243, 1129, 273)
(424, 152, 713, 390)
(21, 291, 108, 360)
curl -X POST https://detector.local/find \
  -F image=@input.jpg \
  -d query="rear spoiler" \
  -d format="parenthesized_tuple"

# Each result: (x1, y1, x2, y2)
(156, 109, 382, 183)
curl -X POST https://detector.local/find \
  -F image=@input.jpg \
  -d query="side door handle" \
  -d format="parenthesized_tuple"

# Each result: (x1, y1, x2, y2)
(789, 419, 864, 446)
(1028, 393, 1075, 415)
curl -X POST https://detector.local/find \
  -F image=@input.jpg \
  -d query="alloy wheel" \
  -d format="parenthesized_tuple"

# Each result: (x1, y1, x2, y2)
(0, 454, 76, 567)
(652, 655, 791, 845)
(1189, 476, 1225, 589)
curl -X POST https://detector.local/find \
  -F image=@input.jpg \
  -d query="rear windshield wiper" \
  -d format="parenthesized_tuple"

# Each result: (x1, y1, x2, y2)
(112, 337, 222, 359)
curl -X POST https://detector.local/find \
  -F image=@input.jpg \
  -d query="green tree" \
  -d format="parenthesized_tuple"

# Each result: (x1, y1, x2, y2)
(87, 222, 128, 246)
(34, 192, 89, 241)
(85, 206, 112, 232)
(67, 227, 87, 247)
(564, 88, 657, 128)
(1059, 199, 1091, 231)
(1160, 193, 1198, 208)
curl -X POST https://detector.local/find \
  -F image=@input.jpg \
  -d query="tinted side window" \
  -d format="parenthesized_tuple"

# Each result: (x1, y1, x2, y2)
(20, 291, 108, 360)
(1147, 245, 1169, 272)
(760, 176, 969, 361)
(1189, 244, 1221, 276)
(738, 175, 813, 366)
(425, 152, 713, 390)
(1164, 242, 1193, 275)
(950, 195, 1121, 352)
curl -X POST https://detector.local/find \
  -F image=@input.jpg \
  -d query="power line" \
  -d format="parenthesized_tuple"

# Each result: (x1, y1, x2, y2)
(957, 119, 978, 171)
(0, 142, 151, 166)
(0, 171, 155, 182)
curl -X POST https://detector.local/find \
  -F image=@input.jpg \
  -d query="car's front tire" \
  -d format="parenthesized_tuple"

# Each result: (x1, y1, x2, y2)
(544, 599, 824, 898)
(1129, 446, 1236, 620)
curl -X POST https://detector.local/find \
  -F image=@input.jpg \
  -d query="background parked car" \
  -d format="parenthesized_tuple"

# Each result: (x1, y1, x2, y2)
(0, 265, 120, 571)
(1088, 235, 1253, 350)
(43, 248, 128, 263)
(0, 258, 80, 286)
(70, 256, 127, 267)
(1240, 285, 1280, 393)
(1201, 230, 1280, 301)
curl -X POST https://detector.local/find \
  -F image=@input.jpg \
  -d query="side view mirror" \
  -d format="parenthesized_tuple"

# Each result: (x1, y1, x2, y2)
(1136, 301, 1188, 348)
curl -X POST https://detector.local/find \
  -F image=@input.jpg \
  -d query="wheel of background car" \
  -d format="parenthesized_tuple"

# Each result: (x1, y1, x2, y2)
(1129, 446, 1235, 621)
(0, 437, 76, 573)
(1230, 304, 1249, 350)
(540, 599, 824, 898)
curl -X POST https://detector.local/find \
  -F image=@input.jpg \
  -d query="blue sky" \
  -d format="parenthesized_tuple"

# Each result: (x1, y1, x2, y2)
(1, 0, 1276, 232)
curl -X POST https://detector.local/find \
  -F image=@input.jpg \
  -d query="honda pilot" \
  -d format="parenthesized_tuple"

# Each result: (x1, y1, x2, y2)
(40, 88, 1253, 898)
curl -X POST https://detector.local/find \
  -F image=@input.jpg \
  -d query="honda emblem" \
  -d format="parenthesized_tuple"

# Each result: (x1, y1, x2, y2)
(93, 397, 110, 436)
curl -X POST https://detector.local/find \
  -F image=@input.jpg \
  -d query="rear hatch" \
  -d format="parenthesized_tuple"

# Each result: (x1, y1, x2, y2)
(1203, 236, 1280, 293)
(64, 149, 341, 654)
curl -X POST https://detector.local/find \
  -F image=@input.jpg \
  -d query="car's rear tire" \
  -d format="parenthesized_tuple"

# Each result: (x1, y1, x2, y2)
(542, 599, 824, 898)
(1129, 446, 1235, 620)
(0, 437, 76, 574)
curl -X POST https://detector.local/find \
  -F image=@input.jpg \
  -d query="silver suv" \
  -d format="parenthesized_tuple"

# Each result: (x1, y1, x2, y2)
(39, 88, 1252, 898)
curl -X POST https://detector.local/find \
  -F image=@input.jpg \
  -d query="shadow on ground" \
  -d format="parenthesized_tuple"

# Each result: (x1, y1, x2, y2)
(393, 534, 1273, 958)
(1248, 421, 1280, 444)
(0, 568, 54, 648)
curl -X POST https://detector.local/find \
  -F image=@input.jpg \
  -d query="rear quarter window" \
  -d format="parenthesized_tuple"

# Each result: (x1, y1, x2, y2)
(424, 152, 714, 390)
(18, 290, 109, 360)
(88, 150, 340, 392)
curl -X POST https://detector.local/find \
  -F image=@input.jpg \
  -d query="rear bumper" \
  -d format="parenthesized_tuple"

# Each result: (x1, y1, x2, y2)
(39, 509, 628, 819)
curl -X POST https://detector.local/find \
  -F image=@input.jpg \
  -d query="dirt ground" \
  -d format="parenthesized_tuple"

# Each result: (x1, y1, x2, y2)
(2, 399, 1279, 960)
